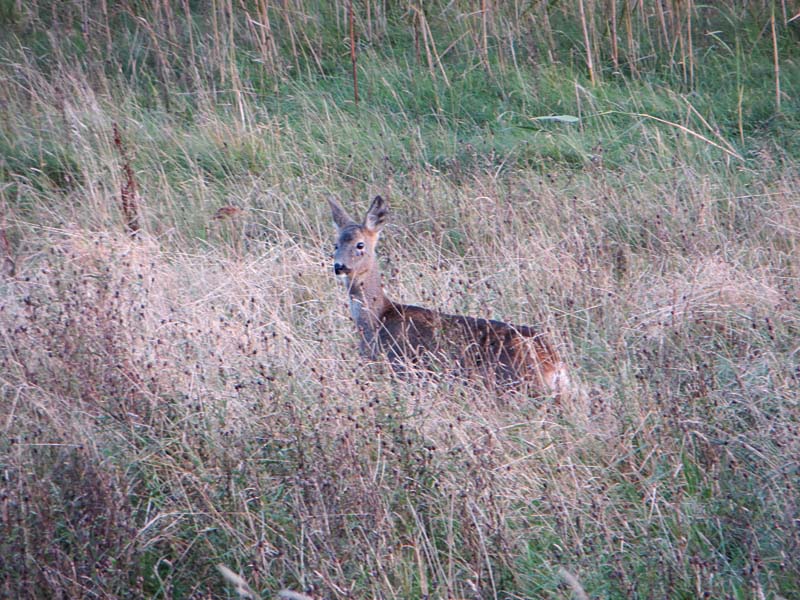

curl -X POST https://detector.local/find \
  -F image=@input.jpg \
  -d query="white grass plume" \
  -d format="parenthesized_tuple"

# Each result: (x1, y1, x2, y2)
(217, 564, 257, 599)
(558, 567, 589, 600)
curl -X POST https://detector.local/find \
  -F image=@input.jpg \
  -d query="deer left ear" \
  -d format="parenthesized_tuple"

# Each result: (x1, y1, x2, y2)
(329, 197, 356, 230)
(364, 195, 389, 234)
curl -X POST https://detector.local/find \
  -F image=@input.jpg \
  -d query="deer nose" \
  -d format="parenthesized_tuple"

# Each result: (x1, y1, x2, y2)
(333, 263, 350, 275)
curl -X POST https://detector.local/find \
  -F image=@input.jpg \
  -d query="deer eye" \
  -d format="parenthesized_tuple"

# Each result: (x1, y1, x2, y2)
(356, 242, 365, 250)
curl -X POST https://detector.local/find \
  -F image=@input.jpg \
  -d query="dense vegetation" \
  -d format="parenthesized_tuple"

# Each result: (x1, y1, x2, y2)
(1, 1, 798, 598)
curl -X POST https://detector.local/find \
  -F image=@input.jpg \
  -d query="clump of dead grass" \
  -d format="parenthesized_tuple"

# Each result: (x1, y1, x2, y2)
(633, 254, 784, 341)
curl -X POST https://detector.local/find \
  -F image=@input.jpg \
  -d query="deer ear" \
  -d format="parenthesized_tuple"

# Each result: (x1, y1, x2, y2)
(328, 197, 355, 230)
(364, 195, 389, 234)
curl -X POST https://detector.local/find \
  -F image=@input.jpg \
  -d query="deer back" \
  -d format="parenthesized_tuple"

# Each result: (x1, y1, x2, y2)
(375, 302, 561, 391)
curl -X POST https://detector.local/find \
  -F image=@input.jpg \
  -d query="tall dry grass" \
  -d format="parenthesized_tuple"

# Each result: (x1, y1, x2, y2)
(1, 2, 799, 598)
(2, 143, 797, 597)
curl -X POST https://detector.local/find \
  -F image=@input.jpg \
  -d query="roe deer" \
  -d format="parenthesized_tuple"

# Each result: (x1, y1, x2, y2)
(329, 195, 569, 395)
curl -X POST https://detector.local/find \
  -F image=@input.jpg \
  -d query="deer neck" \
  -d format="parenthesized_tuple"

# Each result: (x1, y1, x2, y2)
(344, 265, 389, 336)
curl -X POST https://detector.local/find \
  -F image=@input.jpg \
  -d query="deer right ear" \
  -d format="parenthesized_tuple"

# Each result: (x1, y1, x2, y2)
(328, 197, 355, 230)
(364, 195, 389, 234)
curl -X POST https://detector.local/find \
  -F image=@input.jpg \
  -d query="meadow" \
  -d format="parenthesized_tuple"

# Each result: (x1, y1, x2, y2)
(1, 1, 799, 598)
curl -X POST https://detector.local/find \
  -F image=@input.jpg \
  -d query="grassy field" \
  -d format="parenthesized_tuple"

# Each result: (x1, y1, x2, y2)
(1, 2, 799, 598)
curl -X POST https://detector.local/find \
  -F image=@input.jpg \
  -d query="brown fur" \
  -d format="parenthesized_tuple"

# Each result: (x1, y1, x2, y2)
(329, 196, 568, 395)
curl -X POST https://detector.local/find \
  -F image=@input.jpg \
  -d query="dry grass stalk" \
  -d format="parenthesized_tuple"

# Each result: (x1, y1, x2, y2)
(682, 97, 742, 158)
(610, 0, 619, 71)
(0, 219, 14, 278)
(411, 4, 450, 88)
(281, 0, 301, 75)
(655, 0, 669, 51)
(771, 4, 781, 113)
(624, 0, 637, 76)
(182, 0, 199, 77)
(255, 0, 280, 77)
(481, 0, 493, 76)
(365, 0, 372, 41)
(577, 0, 596, 84)
(624, 111, 744, 161)
(112, 123, 141, 236)
(541, 0, 556, 62)
(124, 5, 173, 109)
(738, 85, 745, 145)
(687, 0, 695, 89)
(242, 2, 269, 83)
(211, 0, 222, 79)
(349, 0, 359, 104)
(100, 0, 112, 55)
(412, 7, 421, 65)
